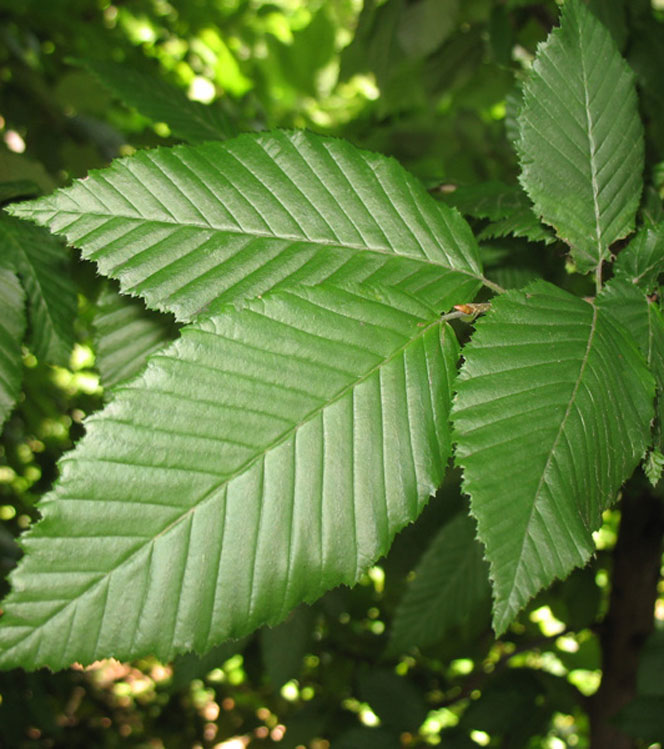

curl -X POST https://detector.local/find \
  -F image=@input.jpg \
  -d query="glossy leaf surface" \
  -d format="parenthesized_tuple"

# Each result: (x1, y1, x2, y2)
(0, 284, 459, 669)
(453, 281, 654, 633)
(517, 0, 643, 273)
(8, 131, 484, 321)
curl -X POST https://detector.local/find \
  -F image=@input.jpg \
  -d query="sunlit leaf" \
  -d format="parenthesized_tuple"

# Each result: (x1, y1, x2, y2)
(518, 0, 643, 273)
(0, 268, 26, 429)
(453, 281, 654, 633)
(0, 284, 459, 669)
(8, 131, 484, 321)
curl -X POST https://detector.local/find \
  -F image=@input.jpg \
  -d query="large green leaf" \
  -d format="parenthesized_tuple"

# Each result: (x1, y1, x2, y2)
(0, 284, 459, 670)
(0, 268, 26, 429)
(94, 283, 178, 391)
(517, 0, 643, 274)
(83, 59, 237, 143)
(453, 281, 654, 634)
(7, 131, 484, 321)
(0, 214, 76, 365)
(388, 510, 490, 654)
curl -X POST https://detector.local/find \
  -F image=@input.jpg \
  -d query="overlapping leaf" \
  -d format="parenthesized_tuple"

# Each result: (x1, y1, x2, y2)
(613, 222, 664, 292)
(83, 59, 237, 143)
(453, 281, 654, 633)
(517, 0, 644, 273)
(0, 284, 459, 670)
(94, 283, 178, 391)
(7, 131, 484, 321)
(442, 181, 554, 246)
(0, 214, 76, 365)
(389, 510, 490, 654)
(0, 268, 26, 428)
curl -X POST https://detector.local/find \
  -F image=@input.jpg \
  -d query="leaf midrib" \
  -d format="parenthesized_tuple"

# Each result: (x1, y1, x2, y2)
(24, 206, 484, 280)
(4, 312, 447, 660)
(500, 299, 598, 626)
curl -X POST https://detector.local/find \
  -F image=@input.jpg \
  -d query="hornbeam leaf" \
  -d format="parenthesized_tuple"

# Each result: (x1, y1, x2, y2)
(0, 214, 76, 365)
(0, 268, 26, 429)
(517, 0, 644, 274)
(453, 280, 654, 634)
(613, 222, 664, 292)
(388, 510, 490, 655)
(7, 131, 484, 321)
(0, 284, 459, 670)
(94, 283, 178, 391)
(83, 59, 237, 143)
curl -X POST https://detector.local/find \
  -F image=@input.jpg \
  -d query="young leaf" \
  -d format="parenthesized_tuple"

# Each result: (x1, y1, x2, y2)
(94, 283, 178, 391)
(7, 131, 484, 321)
(613, 222, 664, 292)
(0, 269, 26, 429)
(83, 59, 237, 143)
(388, 510, 490, 655)
(517, 0, 644, 274)
(0, 284, 459, 670)
(453, 281, 654, 634)
(0, 214, 76, 366)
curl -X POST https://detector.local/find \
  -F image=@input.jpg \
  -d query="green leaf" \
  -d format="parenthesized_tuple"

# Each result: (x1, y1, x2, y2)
(596, 278, 664, 389)
(0, 180, 40, 204)
(0, 214, 76, 366)
(94, 283, 178, 391)
(260, 605, 312, 688)
(517, 0, 644, 274)
(442, 181, 555, 245)
(0, 284, 460, 670)
(0, 268, 26, 429)
(7, 131, 484, 321)
(82, 59, 237, 143)
(643, 449, 664, 487)
(356, 668, 427, 732)
(613, 222, 664, 292)
(388, 511, 490, 654)
(453, 280, 654, 634)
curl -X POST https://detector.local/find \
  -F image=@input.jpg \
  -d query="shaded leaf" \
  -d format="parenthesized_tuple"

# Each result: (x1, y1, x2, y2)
(518, 0, 643, 273)
(0, 268, 26, 429)
(260, 605, 313, 688)
(388, 511, 490, 654)
(8, 131, 484, 321)
(596, 278, 664, 389)
(453, 281, 654, 633)
(83, 59, 237, 143)
(94, 283, 178, 391)
(613, 222, 664, 291)
(443, 181, 555, 245)
(0, 284, 460, 670)
(0, 214, 76, 365)
(356, 668, 427, 732)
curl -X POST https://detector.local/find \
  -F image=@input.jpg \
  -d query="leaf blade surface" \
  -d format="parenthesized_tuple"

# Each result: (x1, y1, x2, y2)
(0, 284, 459, 670)
(7, 131, 483, 320)
(517, 0, 643, 273)
(0, 268, 26, 428)
(453, 280, 654, 633)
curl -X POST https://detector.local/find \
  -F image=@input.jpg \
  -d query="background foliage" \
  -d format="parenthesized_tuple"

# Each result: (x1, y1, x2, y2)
(0, 0, 663, 747)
